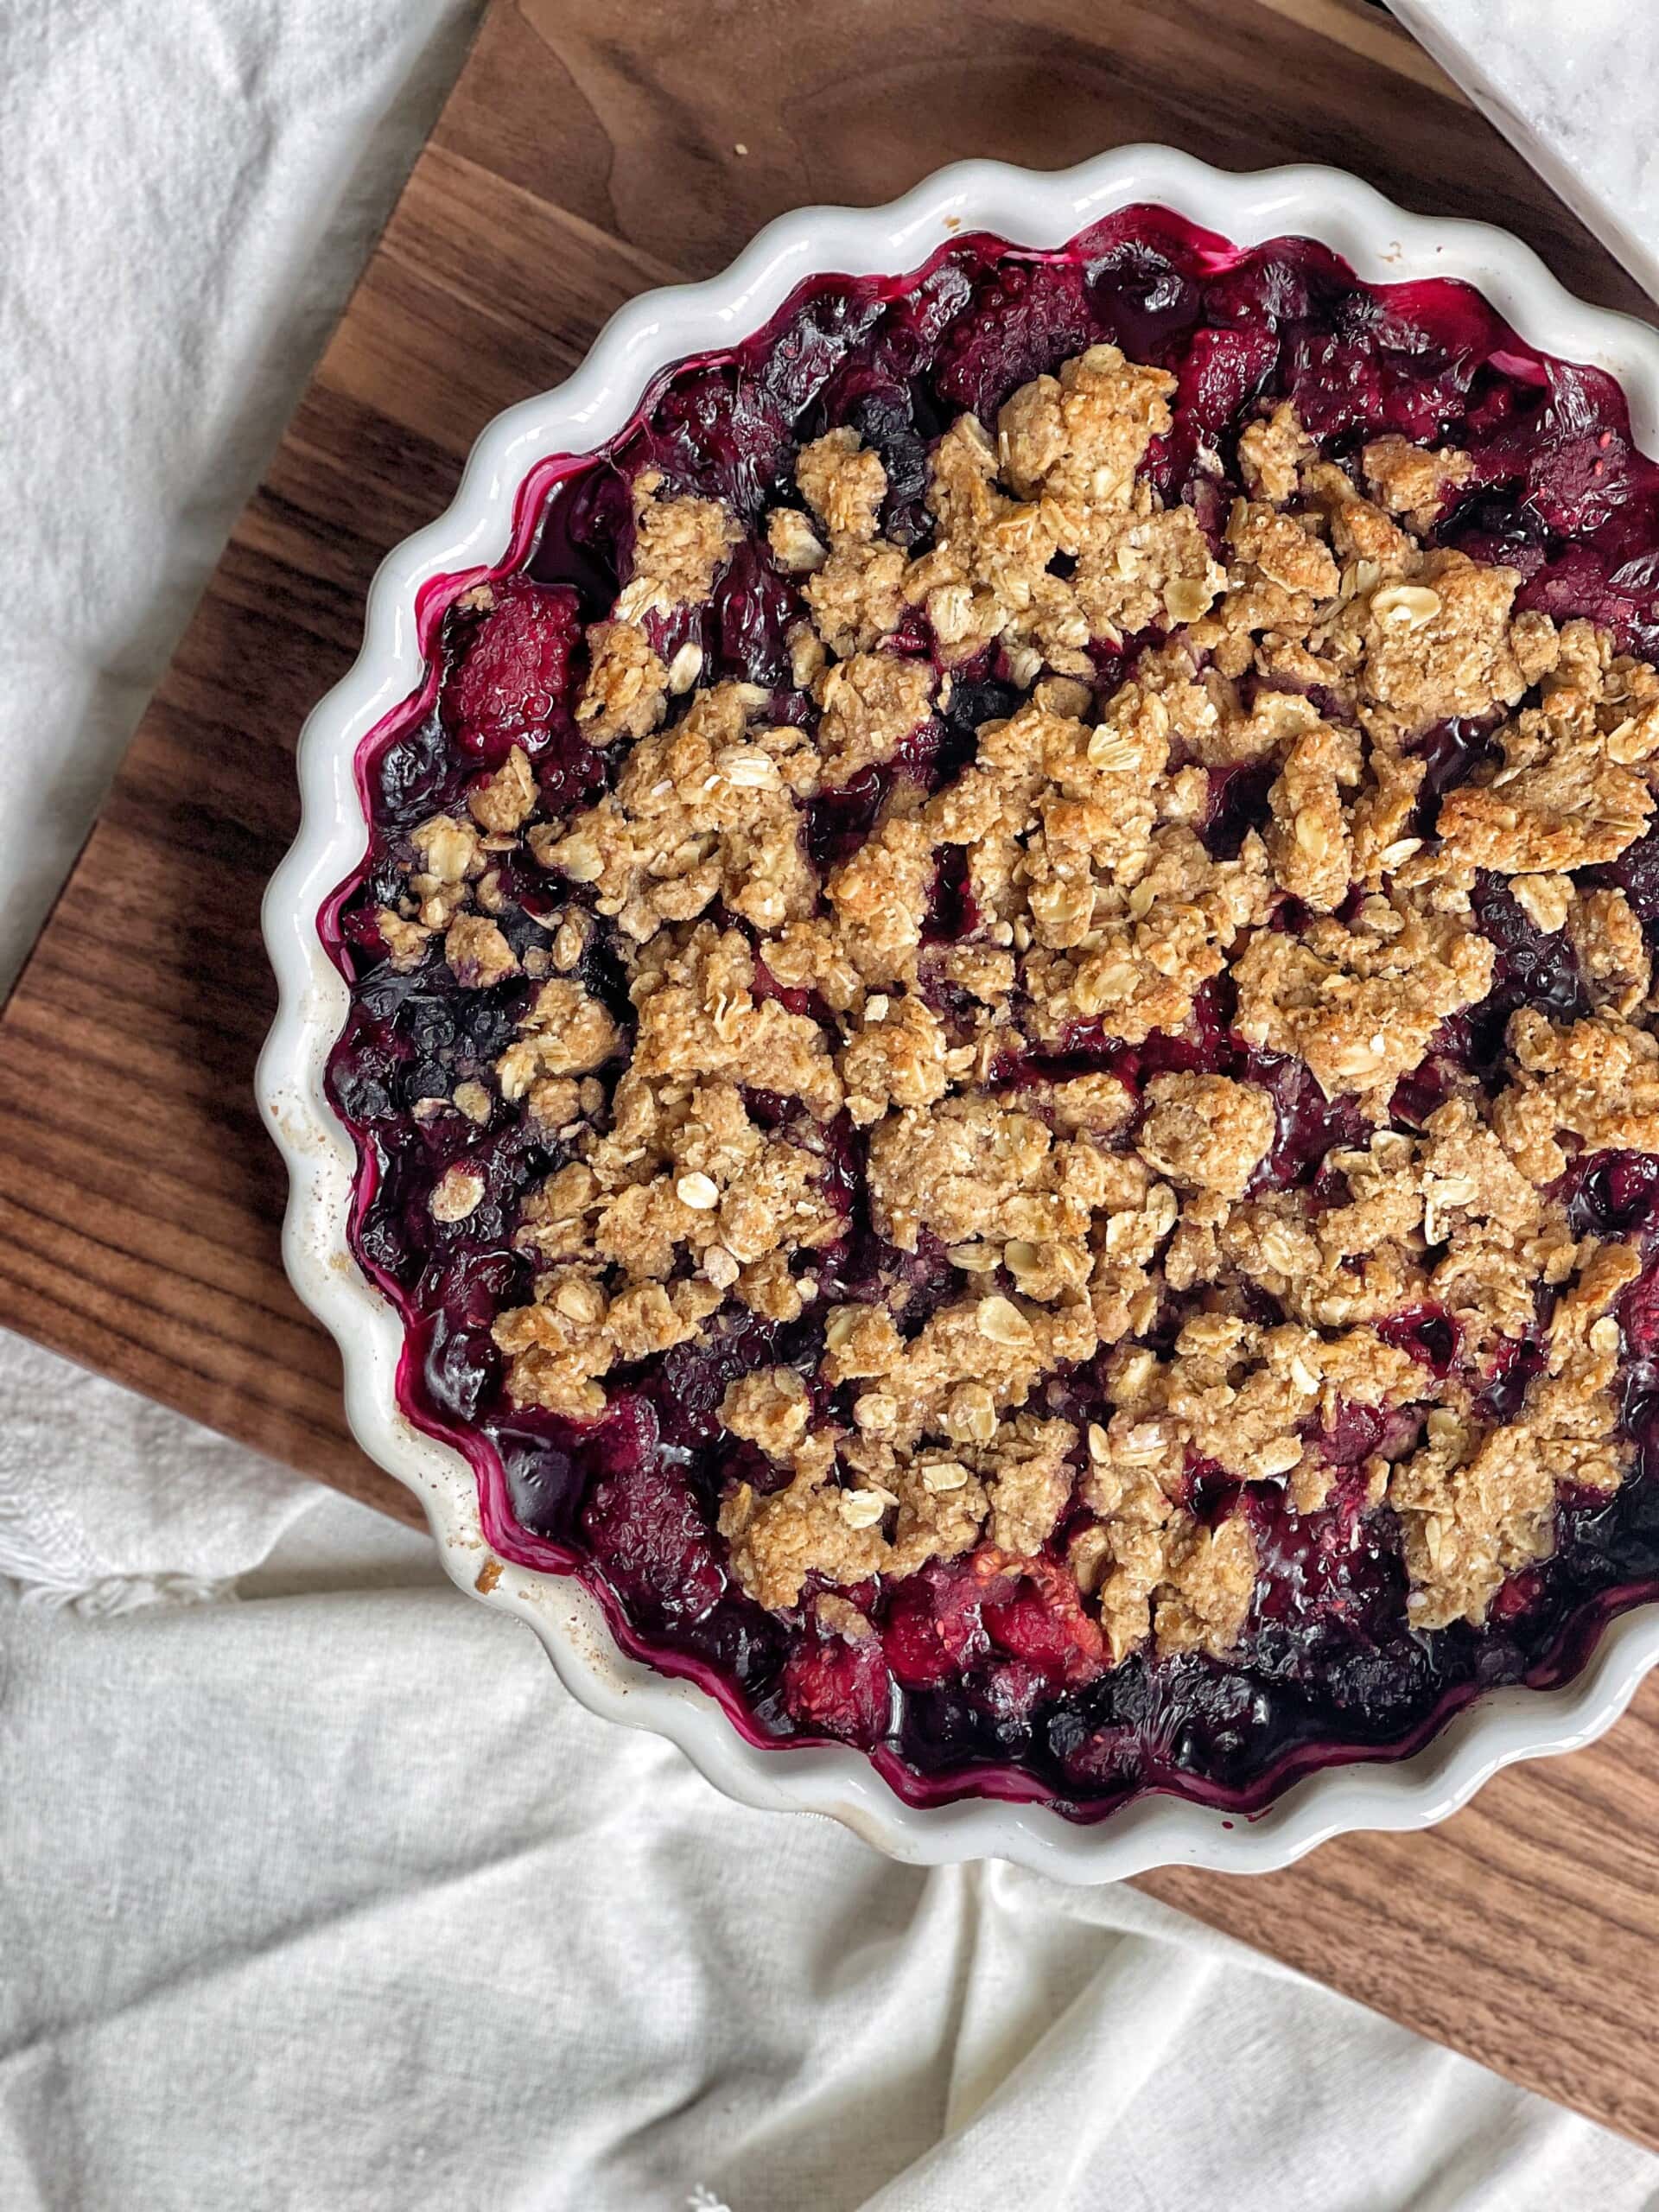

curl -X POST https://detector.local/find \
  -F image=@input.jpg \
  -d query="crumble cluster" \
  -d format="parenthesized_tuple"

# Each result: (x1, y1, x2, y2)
(378, 344, 1659, 1661)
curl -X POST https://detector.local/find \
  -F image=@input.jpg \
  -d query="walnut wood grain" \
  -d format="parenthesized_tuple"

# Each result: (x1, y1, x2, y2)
(2, 0, 1656, 2139)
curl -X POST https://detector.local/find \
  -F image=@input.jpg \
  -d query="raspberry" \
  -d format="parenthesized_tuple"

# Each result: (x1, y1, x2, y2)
(582, 1454, 724, 1626)
(782, 1633, 893, 1747)
(1518, 545, 1659, 662)
(1177, 324, 1278, 433)
(441, 580, 582, 756)
(1280, 331, 1389, 439)
(881, 1560, 991, 1689)
(933, 260, 1095, 421)
(1620, 1260, 1659, 1360)
(1203, 249, 1319, 329)
(981, 1556, 1106, 1688)
(1488, 1567, 1545, 1624)
(1523, 365, 1642, 536)
(644, 366, 791, 519)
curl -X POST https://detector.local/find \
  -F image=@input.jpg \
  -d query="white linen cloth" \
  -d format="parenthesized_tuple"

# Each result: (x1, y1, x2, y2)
(5, 1570, 1656, 2212)
(1, 3, 1657, 2205)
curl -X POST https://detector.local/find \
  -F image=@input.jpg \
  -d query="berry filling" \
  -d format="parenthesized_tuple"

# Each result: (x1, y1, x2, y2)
(321, 208, 1659, 1822)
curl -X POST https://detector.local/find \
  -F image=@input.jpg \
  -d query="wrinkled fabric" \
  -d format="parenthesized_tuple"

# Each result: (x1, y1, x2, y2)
(0, 0, 480, 989)
(0, 0, 475, 1588)
(2, 1, 1657, 2204)
(3, 1570, 1657, 2212)
(0, 1326, 311, 1606)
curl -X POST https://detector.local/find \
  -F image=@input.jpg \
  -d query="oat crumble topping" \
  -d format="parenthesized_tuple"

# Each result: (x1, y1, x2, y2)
(334, 227, 1659, 1804)
(376, 338, 1656, 1657)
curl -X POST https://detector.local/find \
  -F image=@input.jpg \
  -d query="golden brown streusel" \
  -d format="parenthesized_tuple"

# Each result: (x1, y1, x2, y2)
(1071, 1467, 1257, 1665)
(975, 1415, 1079, 1556)
(1263, 716, 1360, 912)
(1435, 646, 1656, 875)
(1361, 550, 1533, 727)
(375, 906, 432, 970)
(838, 992, 950, 1126)
(1074, 500, 1226, 638)
(533, 681, 817, 942)
(1389, 1243, 1637, 1626)
(1568, 885, 1650, 1014)
(1497, 1007, 1659, 1179)
(866, 1090, 1107, 1256)
(996, 342, 1174, 511)
(1226, 497, 1341, 601)
(1360, 435, 1473, 532)
(1232, 895, 1497, 1113)
(797, 428, 887, 542)
(613, 474, 741, 624)
(446, 912, 518, 989)
(718, 1436, 892, 1610)
(493, 1272, 723, 1421)
(494, 980, 618, 1103)
(1135, 1072, 1275, 1199)
(628, 923, 844, 1121)
(467, 746, 538, 834)
(814, 652, 935, 786)
(575, 620, 670, 745)
(385, 337, 1659, 1677)
(1236, 402, 1318, 505)
(804, 539, 910, 658)
(719, 1366, 811, 1459)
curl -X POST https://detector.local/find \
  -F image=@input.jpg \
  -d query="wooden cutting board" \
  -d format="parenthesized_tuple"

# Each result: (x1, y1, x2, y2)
(3, 0, 1656, 2145)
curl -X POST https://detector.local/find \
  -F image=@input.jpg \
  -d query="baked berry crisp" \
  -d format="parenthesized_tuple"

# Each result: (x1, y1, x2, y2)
(324, 208, 1659, 1819)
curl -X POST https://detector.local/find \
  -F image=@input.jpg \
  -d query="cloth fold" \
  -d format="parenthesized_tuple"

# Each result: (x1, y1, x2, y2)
(3, 1574, 1656, 2211)
(0, 1328, 312, 1611)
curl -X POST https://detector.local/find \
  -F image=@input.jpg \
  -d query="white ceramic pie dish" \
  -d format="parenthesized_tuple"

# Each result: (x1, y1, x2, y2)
(257, 145, 1659, 1880)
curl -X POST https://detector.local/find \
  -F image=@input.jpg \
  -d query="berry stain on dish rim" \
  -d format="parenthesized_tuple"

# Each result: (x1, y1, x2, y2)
(317, 203, 1659, 1824)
